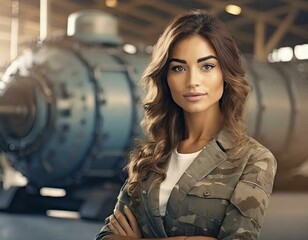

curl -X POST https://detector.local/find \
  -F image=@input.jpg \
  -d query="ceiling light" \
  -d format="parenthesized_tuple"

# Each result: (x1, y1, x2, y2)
(225, 4, 242, 15)
(145, 45, 153, 54)
(278, 47, 293, 62)
(269, 49, 280, 62)
(40, 187, 66, 197)
(123, 44, 137, 54)
(46, 210, 80, 219)
(294, 44, 308, 60)
(105, 0, 117, 8)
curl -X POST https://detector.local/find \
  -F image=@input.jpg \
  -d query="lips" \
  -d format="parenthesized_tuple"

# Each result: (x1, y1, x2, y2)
(183, 92, 207, 102)
(183, 92, 207, 97)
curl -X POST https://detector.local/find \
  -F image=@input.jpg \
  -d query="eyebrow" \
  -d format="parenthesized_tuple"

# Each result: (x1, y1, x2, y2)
(197, 55, 218, 63)
(169, 55, 217, 64)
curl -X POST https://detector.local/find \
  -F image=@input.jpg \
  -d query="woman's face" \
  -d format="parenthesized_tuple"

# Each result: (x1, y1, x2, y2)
(167, 35, 224, 115)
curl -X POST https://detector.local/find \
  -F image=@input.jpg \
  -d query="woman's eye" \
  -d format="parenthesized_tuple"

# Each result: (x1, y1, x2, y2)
(202, 64, 216, 71)
(171, 65, 185, 72)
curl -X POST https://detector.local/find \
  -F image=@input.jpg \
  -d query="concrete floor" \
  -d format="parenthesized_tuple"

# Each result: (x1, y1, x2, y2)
(0, 212, 103, 240)
(0, 192, 307, 240)
(259, 192, 308, 240)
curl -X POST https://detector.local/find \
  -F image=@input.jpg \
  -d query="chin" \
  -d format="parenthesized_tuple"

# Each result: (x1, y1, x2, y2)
(183, 106, 210, 114)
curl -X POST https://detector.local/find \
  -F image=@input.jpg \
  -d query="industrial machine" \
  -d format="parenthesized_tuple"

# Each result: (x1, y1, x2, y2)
(0, 10, 307, 220)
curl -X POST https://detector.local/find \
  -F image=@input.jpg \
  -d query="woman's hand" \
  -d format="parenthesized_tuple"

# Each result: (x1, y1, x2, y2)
(108, 205, 142, 238)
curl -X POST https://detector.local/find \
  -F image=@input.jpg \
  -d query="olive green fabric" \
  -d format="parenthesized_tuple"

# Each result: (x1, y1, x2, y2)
(95, 127, 277, 240)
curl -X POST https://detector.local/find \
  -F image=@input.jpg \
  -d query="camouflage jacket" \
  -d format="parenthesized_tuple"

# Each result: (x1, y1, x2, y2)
(95, 127, 277, 240)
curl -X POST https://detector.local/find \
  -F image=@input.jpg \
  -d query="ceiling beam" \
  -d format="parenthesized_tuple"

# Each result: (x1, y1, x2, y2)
(280, 0, 308, 11)
(265, 8, 298, 54)
(90, 0, 167, 26)
(244, 5, 307, 39)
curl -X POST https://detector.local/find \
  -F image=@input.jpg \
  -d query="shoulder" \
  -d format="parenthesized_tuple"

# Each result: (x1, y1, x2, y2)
(247, 137, 276, 158)
(240, 136, 277, 194)
(246, 137, 277, 174)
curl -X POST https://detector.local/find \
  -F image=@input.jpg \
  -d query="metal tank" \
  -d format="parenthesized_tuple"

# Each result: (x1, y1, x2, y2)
(245, 59, 308, 190)
(0, 10, 308, 194)
(0, 10, 148, 189)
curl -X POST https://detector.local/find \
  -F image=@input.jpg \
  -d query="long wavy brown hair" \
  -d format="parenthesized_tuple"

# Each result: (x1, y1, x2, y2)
(126, 9, 252, 196)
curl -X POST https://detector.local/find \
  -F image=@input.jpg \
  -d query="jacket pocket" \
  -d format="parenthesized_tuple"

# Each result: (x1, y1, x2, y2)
(188, 184, 233, 215)
(185, 184, 234, 235)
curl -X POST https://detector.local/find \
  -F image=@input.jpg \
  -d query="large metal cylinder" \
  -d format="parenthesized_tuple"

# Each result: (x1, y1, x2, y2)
(0, 39, 148, 187)
(245, 59, 308, 190)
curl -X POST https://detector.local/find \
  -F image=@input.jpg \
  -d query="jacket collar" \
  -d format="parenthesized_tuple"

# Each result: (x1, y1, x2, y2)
(215, 125, 236, 151)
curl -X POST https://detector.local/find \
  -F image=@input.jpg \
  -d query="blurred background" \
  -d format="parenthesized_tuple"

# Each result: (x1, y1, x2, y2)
(0, 0, 307, 240)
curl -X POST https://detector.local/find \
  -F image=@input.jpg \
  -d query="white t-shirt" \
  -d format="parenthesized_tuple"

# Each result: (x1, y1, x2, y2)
(159, 148, 202, 216)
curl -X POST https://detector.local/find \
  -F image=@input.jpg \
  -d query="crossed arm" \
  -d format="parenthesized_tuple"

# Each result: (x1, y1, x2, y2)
(99, 205, 216, 240)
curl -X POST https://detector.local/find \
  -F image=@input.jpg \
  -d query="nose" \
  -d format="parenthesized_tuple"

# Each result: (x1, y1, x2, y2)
(186, 67, 201, 88)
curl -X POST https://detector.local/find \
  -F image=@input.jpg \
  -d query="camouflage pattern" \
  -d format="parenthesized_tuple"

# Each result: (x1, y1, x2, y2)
(95, 127, 277, 240)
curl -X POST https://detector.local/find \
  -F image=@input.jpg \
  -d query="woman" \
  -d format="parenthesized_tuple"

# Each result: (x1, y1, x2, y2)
(95, 9, 276, 240)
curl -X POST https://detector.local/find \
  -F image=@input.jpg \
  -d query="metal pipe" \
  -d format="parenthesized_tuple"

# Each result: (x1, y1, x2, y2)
(10, 0, 19, 60)
(0, 105, 28, 115)
(40, 0, 51, 41)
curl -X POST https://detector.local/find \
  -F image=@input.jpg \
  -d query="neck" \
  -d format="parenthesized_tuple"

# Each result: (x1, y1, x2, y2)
(183, 104, 224, 142)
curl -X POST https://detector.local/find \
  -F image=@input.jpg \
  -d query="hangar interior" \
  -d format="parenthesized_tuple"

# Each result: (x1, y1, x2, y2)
(1, 0, 308, 65)
(0, 0, 308, 240)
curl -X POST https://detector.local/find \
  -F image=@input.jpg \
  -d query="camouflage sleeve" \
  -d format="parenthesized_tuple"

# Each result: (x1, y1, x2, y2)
(94, 224, 113, 240)
(218, 148, 277, 240)
(94, 181, 130, 240)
